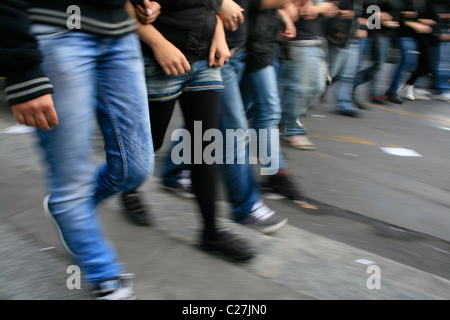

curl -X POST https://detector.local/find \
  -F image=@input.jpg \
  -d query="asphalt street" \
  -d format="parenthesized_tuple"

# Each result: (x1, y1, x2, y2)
(0, 65, 449, 301)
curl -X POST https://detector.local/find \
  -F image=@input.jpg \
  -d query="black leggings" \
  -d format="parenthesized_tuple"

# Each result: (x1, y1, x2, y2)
(149, 90, 221, 240)
(406, 36, 438, 87)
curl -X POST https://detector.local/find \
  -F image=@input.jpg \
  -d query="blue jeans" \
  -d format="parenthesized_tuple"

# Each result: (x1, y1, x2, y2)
(279, 42, 326, 136)
(328, 42, 360, 112)
(437, 32, 450, 93)
(354, 35, 390, 98)
(240, 65, 285, 170)
(144, 56, 224, 101)
(387, 37, 418, 93)
(219, 50, 260, 222)
(32, 25, 154, 285)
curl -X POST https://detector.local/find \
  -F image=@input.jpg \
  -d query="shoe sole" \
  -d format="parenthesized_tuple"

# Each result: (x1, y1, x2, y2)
(336, 110, 360, 118)
(387, 99, 403, 104)
(281, 139, 316, 150)
(261, 217, 288, 234)
(244, 217, 288, 234)
(43, 195, 75, 256)
(200, 244, 255, 262)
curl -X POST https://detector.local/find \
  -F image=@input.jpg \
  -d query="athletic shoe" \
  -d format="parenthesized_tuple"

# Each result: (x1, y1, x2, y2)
(398, 84, 415, 101)
(282, 135, 316, 150)
(93, 274, 136, 300)
(201, 228, 255, 262)
(242, 201, 288, 234)
(413, 88, 431, 100)
(371, 96, 388, 104)
(385, 90, 403, 104)
(433, 92, 450, 102)
(354, 100, 371, 110)
(262, 173, 305, 201)
(120, 190, 152, 226)
(335, 108, 360, 117)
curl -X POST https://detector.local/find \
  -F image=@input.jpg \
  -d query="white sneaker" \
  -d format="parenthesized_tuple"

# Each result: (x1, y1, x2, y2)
(399, 84, 415, 101)
(413, 88, 431, 100)
(94, 274, 136, 300)
(433, 92, 450, 102)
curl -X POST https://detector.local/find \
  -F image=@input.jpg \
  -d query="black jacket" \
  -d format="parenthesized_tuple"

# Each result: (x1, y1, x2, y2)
(141, 0, 224, 61)
(325, 0, 364, 47)
(245, 8, 281, 72)
(0, 0, 135, 106)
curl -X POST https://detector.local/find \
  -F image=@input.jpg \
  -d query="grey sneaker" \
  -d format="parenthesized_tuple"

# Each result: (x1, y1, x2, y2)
(242, 201, 288, 234)
(94, 274, 136, 300)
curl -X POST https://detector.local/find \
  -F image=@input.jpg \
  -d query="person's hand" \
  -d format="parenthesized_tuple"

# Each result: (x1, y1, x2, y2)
(417, 18, 436, 26)
(380, 12, 393, 22)
(414, 24, 433, 33)
(12, 94, 58, 130)
(356, 29, 367, 38)
(402, 11, 418, 19)
(209, 17, 231, 67)
(411, 22, 433, 33)
(153, 38, 191, 75)
(440, 33, 450, 42)
(279, 8, 297, 39)
(282, 1, 300, 22)
(339, 10, 354, 20)
(314, 2, 339, 18)
(382, 20, 400, 28)
(135, 0, 161, 24)
(218, 0, 245, 31)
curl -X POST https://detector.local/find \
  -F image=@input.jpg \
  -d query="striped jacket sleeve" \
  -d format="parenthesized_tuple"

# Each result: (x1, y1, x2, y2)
(0, 0, 54, 106)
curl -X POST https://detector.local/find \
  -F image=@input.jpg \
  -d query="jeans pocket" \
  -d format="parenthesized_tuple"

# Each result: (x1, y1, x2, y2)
(31, 24, 70, 40)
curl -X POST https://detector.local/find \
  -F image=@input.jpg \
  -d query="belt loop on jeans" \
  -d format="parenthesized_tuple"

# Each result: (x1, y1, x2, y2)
(230, 46, 244, 58)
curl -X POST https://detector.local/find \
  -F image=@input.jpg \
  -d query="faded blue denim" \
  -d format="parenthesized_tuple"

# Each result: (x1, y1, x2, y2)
(278, 42, 326, 136)
(32, 24, 154, 285)
(328, 42, 360, 112)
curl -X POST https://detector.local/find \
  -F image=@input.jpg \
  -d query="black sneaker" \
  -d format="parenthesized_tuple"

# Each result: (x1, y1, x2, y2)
(262, 173, 305, 201)
(336, 108, 360, 117)
(201, 228, 255, 262)
(385, 90, 403, 104)
(371, 96, 388, 104)
(242, 201, 288, 234)
(120, 190, 152, 226)
(93, 274, 136, 300)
